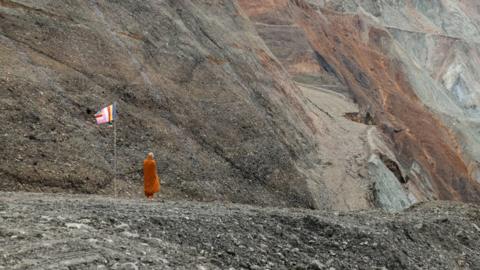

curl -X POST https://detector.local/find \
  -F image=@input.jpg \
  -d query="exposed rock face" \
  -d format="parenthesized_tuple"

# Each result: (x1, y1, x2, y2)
(369, 155, 415, 211)
(0, 0, 322, 208)
(238, 0, 480, 204)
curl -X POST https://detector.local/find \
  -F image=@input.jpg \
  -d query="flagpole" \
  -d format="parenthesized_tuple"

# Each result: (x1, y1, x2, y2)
(113, 102, 117, 197)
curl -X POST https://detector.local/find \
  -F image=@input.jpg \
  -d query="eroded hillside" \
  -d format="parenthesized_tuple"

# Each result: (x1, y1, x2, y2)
(238, 0, 480, 206)
(0, 0, 322, 208)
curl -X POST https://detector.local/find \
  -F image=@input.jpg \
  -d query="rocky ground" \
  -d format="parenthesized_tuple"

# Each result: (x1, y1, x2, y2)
(1, 192, 479, 270)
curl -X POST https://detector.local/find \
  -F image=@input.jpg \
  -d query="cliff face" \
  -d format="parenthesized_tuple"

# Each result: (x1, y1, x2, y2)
(238, 0, 480, 203)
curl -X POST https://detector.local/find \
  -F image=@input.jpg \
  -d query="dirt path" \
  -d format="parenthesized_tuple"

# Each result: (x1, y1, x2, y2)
(298, 83, 373, 210)
(0, 192, 479, 269)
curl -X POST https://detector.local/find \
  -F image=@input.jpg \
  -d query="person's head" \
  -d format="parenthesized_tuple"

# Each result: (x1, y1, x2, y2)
(147, 152, 154, 160)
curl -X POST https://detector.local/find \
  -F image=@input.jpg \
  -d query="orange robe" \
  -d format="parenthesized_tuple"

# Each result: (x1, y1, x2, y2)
(143, 158, 160, 197)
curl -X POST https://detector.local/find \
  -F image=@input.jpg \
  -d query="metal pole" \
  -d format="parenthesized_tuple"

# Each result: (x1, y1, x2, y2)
(113, 108, 117, 197)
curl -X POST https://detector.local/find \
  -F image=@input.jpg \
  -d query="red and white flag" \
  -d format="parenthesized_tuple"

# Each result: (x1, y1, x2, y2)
(95, 104, 117, 125)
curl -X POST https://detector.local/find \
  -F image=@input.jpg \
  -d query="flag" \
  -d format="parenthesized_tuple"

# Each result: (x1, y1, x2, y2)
(95, 103, 117, 125)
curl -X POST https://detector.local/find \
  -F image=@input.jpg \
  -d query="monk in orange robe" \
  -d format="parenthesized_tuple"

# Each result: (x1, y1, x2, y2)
(143, 152, 160, 199)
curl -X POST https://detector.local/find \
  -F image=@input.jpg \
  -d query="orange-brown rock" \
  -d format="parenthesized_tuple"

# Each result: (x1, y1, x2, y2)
(238, 0, 480, 203)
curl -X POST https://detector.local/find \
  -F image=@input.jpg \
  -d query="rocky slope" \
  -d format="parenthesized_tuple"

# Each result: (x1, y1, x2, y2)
(238, 0, 480, 205)
(0, 0, 324, 208)
(1, 192, 479, 269)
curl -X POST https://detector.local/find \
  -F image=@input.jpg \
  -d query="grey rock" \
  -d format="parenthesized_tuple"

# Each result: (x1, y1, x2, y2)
(308, 260, 325, 270)
(0, 192, 478, 269)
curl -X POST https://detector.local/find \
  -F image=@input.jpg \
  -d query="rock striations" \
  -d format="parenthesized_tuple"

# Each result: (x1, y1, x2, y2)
(238, 0, 480, 206)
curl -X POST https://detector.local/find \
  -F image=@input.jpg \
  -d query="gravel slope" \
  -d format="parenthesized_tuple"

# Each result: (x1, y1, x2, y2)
(0, 192, 479, 270)
(0, 0, 320, 208)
